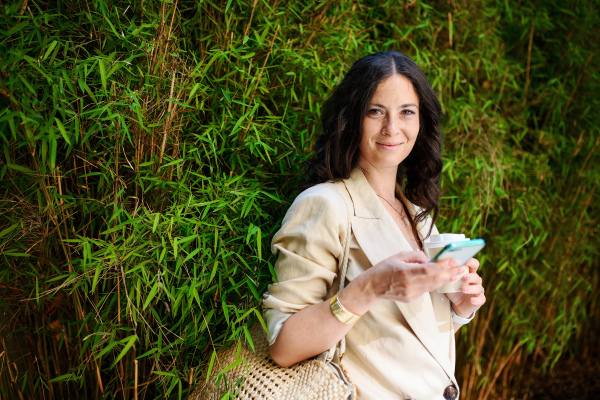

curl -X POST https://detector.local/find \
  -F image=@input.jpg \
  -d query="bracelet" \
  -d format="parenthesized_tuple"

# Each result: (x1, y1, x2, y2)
(330, 293, 362, 324)
(451, 306, 476, 325)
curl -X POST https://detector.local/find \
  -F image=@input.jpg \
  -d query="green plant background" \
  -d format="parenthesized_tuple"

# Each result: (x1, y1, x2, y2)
(1, 0, 598, 399)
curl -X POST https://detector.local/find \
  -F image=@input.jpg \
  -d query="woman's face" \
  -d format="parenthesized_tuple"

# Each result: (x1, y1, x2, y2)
(357, 74, 420, 172)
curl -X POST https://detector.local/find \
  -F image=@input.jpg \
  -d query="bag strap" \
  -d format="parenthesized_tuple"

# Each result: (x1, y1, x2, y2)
(334, 182, 354, 358)
(337, 182, 353, 292)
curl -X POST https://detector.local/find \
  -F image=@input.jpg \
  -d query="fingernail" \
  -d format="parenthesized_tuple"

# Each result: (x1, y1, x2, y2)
(462, 286, 468, 292)
(449, 259, 457, 266)
(449, 275, 457, 281)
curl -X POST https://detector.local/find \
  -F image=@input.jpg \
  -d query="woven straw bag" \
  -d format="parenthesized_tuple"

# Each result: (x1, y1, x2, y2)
(190, 184, 355, 400)
(189, 323, 354, 399)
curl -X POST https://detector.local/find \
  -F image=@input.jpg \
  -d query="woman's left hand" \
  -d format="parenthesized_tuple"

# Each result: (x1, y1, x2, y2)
(445, 258, 486, 321)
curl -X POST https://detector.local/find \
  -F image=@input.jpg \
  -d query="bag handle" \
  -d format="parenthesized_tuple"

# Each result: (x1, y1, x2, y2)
(333, 182, 354, 359)
(337, 182, 353, 293)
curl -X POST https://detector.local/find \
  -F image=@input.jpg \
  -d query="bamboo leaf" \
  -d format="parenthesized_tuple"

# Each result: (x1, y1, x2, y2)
(143, 281, 160, 310)
(111, 335, 138, 368)
(183, 247, 201, 264)
(152, 371, 176, 377)
(205, 350, 217, 382)
(152, 213, 160, 233)
(54, 118, 71, 146)
(99, 59, 107, 91)
(91, 262, 102, 294)
(49, 373, 80, 383)
(43, 40, 58, 61)
(243, 325, 254, 352)
(221, 358, 242, 374)
(0, 223, 19, 238)
(136, 347, 158, 359)
(95, 341, 117, 360)
(7, 164, 34, 174)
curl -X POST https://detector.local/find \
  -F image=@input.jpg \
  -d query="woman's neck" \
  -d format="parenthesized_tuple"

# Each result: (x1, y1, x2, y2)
(356, 163, 398, 201)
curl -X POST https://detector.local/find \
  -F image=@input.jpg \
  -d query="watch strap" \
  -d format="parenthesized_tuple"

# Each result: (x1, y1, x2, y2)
(451, 306, 476, 325)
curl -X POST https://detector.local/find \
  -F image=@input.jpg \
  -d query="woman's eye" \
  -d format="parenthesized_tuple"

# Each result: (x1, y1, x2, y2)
(368, 109, 383, 115)
(402, 109, 416, 115)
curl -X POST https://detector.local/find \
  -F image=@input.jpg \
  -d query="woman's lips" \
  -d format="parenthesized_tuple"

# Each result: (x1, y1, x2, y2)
(376, 142, 403, 150)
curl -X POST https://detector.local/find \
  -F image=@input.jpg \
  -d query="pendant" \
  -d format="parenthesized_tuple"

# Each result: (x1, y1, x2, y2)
(401, 215, 410, 227)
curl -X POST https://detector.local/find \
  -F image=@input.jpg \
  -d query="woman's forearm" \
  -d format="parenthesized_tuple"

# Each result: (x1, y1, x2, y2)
(269, 274, 377, 367)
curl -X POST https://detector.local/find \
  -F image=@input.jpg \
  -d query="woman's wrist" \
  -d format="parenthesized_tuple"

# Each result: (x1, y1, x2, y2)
(337, 275, 379, 316)
(450, 301, 477, 318)
(330, 293, 362, 324)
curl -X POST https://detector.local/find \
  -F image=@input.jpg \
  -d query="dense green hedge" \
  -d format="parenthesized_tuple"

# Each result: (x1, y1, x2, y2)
(1, 0, 598, 399)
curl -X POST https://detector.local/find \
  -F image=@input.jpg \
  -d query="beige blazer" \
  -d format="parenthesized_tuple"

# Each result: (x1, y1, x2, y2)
(263, 168, 458, 400)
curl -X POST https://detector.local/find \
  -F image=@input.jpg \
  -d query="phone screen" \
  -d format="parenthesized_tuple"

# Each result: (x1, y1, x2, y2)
(430, 239, 486, 265)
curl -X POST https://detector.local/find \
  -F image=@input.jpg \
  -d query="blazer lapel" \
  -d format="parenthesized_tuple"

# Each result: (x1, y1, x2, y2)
(342, 169, 455, 381)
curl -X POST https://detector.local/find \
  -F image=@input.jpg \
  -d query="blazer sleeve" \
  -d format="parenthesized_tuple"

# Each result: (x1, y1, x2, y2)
(262, 184, 348, 344)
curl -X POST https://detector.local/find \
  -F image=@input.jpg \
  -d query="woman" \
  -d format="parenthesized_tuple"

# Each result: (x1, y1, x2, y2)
(262, 51, 486, 399)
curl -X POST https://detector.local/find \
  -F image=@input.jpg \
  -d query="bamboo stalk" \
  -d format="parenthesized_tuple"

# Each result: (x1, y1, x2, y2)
(38, 316, 55, 399)
(118, 274, 121, 325)
(95, 362, 105, 395)
(159, 70, 177, 164)
(562, 50, 597, 117)
(524, 21, 534, 95)
(479, 293, 524, 398)
(301, 1, 330, 50)
(492, 69, 509, 114)
(52, 335, 63, 399)
(244, 0, 259, 38)
(448, 12, 453, 47)
(135, 359, 139, 400)
(13, 363, 25, 400)
(465, 299, 495, 395)
(481, 340, 524, 400)
(18, 0, 28, 15)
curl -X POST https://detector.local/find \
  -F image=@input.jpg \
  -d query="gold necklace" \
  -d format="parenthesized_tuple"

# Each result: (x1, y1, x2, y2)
(377, 195, 410, 227)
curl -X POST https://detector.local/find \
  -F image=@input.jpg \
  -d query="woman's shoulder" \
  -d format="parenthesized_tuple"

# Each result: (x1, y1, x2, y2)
(285, 180, 349, 221)
(295, 180, 345, 201)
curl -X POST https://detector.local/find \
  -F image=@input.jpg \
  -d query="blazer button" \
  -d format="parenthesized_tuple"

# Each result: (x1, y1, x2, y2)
(443, 385, 458, 400)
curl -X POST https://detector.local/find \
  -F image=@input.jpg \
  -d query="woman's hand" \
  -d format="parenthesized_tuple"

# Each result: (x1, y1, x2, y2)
(351, 250, 466, 306)
(445, 258, 486, 323)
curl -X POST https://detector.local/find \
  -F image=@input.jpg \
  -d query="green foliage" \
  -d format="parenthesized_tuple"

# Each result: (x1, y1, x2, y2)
(0, 0, 598, 399)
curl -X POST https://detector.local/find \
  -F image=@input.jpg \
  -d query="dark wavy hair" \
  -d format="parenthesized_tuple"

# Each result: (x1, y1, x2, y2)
(303, 51, 443, 238)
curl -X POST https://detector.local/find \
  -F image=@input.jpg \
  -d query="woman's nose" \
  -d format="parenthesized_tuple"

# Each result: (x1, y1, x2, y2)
(383, 115, 401, 136)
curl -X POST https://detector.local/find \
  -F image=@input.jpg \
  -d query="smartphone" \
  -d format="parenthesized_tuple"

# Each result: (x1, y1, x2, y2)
(429, 239, 486, 265)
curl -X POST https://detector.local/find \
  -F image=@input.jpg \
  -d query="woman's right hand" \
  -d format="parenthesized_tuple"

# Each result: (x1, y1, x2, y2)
(344, 251, 465, 308)
(371, 250, 465, 302)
